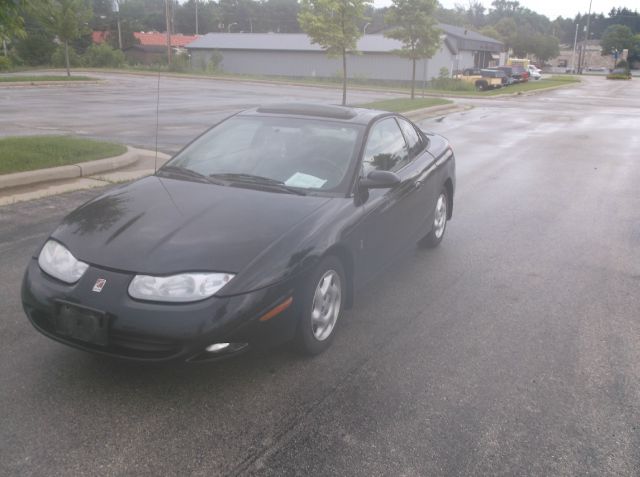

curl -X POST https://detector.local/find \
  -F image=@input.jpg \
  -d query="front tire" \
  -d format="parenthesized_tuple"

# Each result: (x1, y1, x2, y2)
(294, 256, 345, 355)
(419, 188, 449, 248)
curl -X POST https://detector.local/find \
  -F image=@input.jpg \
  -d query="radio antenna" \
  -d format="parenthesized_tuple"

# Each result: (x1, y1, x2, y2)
(154, 70, 161, 173)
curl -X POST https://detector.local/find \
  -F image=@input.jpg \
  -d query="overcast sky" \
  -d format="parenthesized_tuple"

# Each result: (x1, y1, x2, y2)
(373, 0, 638, 20)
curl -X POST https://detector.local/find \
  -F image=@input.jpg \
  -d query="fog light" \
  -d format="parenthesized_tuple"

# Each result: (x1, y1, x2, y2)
(205, 342, 248, 354)
(206, 343, 230, 353)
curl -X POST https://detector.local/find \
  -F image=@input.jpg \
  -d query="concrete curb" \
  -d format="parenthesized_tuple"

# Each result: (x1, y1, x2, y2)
(0, 146, 153, 190)
(0, 80, 102, 88)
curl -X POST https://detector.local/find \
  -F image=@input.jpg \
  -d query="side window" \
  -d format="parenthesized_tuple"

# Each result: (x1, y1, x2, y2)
(397, 118, 424, 159)
(362, 118, 409, 175)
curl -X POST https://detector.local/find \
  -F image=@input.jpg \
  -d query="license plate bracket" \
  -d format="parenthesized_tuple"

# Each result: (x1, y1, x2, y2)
(54, 302, 109, 346)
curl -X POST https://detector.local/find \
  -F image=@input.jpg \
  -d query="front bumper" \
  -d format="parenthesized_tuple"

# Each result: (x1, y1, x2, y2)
(22, 259, 301, 362)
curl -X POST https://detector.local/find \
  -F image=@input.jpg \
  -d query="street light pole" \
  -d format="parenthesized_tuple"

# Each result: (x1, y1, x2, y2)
(363, 22, 371, 34)
(112, 0, 122, 49)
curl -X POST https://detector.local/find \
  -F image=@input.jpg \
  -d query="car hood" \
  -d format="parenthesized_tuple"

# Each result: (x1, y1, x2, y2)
(51, 176, 331, 275)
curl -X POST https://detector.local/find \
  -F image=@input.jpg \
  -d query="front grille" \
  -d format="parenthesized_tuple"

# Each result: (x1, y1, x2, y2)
(26, 307, 181, 360)
(110, 331, 181, 359)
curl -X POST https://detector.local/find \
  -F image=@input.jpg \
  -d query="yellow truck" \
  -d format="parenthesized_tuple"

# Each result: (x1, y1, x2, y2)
(506, 58, 530, 69)
(454, 68, 506, 91)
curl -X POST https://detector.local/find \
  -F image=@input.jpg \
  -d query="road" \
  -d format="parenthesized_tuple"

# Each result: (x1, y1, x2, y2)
(0, 71, 399, 153)
(1, 75, 639, 476)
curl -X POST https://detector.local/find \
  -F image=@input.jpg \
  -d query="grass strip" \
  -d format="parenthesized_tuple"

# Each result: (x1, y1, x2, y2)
(0, 136, 127, 175)
(0, 75, 96, 83)
(356, 97, 452, 112)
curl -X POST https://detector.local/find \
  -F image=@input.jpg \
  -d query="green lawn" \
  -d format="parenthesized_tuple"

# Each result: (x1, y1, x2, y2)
(483, 76, 580, 95)
(422, 75, 581, 97)
(0, 136, 127, 175)
(356, 97, 452, 112)
(0, 75, 96, 83)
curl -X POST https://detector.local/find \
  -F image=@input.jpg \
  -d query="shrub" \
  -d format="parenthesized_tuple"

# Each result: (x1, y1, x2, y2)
(14, 31, 56, 66)
(51, 46, 83, 68)
(0, 56, 11, 71)
(205, 50, 223, 73)
(615, 59, 629, 71)
(168, 53, 190, 72)
(427, 67, 476, 91)
(606, 73, 631, 80)
(83, 43, 125, 68)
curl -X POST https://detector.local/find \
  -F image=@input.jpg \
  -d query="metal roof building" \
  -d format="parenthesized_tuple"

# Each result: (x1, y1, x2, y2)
(185, 24, 503, 83)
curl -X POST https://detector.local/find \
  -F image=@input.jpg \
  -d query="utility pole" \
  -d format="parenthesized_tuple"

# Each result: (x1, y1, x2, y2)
(570, 22, 579, 73)
(579, 0, 592, 74)
(195, 0, 199, 35)
(165, 0, 172, 65)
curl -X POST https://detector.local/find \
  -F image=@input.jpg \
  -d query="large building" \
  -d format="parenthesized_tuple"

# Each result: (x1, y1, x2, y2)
(185, 24, 503, 83)
(548, 40, 613, 73)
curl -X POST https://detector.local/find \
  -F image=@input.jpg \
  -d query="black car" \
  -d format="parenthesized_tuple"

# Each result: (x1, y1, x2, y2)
(22, 103, 456, 362)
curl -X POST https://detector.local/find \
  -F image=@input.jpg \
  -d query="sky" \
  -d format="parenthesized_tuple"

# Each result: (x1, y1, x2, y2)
(372, 0, 638, 20)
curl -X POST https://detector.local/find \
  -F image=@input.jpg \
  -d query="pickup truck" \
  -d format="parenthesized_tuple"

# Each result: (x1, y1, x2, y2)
(454, 69, 506, 91)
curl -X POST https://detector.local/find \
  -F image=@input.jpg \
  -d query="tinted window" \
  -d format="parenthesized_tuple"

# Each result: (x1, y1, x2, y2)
(362, 118, 409, 175)
(397, 118, 423, 158)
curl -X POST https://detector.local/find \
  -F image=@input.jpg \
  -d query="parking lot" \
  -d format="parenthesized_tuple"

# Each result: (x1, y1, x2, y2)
(1, 74, 639, 475)
(0, 71, 400, 153)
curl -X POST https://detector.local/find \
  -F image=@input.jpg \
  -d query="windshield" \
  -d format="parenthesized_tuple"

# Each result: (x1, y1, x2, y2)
(165, 116, 363, 193)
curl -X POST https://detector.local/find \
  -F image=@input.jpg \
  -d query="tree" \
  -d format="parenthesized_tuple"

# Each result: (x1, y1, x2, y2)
(384, 0, 440, 99)
(174, 0, 221, 35)
(9, 4, 54, 64)
(263, 0, 302, 33)
(479, 25, 501, 41)
(600, 24, 634, 56)
(298, 0, 370, 105)
(531, 34, 559, 64)
(1, 0, 26, 47)
(630, 34, 640, 67)
(40, 0, 92, 76)
(494, 16, 516, 49)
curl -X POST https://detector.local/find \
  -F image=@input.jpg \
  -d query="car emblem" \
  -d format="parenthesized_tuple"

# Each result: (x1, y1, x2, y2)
(92, 278, 107, 293)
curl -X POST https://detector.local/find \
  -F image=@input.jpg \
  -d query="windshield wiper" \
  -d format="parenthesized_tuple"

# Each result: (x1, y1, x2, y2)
(158, 165, 224, 185)
(209, 173, 306, 196)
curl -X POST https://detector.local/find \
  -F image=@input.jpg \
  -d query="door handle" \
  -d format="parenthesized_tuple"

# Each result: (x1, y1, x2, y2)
(415, 180, 423, 189)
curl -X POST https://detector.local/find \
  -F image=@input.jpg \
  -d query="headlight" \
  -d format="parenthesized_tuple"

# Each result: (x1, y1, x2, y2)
(128, 273, 234, 303)
(38, 240, 89, 284)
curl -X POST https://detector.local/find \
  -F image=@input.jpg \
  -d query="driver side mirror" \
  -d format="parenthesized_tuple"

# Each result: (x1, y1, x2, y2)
(359, 170, 401, 189)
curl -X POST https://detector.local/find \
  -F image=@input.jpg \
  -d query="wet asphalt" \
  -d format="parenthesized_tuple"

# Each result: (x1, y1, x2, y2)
(0, 71, 399, 153)
(1, 75, 639, 476)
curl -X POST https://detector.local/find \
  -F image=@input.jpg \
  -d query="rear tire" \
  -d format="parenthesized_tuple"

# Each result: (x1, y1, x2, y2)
(419, 188, 449, 248)
(294, 256, 345, 355)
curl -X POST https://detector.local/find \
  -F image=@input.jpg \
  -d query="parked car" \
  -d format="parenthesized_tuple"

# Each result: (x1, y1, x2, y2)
(22, 103, 456, 362)
(496, 66, 519, 84)
(510, 65, 530, 82)
(527, 65, 542, 80)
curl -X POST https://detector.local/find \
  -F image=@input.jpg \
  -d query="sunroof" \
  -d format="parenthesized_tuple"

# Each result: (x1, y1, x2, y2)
(256, 103, 357, 120)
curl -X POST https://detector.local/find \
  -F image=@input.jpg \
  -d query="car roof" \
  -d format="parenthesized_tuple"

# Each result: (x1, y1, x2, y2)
(239, 103, 390, 126)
